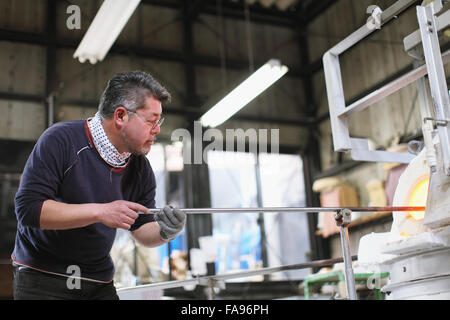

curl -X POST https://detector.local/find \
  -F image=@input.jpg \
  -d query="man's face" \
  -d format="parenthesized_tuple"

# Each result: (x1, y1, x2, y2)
(122, 96, 162, 156)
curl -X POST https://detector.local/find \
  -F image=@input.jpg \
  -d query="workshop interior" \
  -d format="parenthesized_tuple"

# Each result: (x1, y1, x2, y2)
(0, 0, 450, 300)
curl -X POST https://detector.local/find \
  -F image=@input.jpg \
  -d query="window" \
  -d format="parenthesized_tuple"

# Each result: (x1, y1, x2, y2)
(259, 153, 310, 280)
(207, 151, 262, 277)
(207, 150, 310, 280)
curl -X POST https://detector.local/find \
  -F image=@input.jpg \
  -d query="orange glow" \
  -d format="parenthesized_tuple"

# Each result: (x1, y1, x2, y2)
(407, 177, 429, 221)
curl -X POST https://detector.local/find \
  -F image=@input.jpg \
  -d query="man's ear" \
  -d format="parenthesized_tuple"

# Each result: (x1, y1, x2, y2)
(114, 106, 128, 128)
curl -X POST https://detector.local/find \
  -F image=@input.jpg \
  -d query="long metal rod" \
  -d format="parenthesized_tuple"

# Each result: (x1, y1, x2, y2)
(339, 226, 357, 300)
(117, 256, 355, 295)
(334, 209, 357, 300)
(145, 206, 425, 214)
(201, 256, 356, 283)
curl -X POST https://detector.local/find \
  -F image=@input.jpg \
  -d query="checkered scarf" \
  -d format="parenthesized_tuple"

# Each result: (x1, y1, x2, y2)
(87, 112, 131, 168)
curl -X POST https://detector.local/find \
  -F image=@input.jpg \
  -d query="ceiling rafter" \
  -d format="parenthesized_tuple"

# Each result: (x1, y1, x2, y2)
(0, 28, 308, 78)
(142, 0, 299, 27)
(141, 0, 339, 27)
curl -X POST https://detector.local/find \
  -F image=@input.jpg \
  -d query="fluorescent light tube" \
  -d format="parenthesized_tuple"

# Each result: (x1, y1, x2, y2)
(73, 0, 141, 64)
(199, 59, 288, 128)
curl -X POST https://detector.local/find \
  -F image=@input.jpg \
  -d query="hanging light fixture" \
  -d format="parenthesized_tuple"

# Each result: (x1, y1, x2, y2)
(73, 0, 141, 64)
(199, 59, 288, 128)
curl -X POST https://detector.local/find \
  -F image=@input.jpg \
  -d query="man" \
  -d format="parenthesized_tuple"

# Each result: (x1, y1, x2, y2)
(12, 71, 186, 299)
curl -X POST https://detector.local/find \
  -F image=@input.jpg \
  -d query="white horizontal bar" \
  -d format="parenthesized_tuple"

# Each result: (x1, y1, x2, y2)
(338, 49, 450, 119)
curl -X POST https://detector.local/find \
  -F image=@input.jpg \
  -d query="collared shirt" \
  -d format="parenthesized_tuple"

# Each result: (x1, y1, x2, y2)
(87, 112, 131, 168)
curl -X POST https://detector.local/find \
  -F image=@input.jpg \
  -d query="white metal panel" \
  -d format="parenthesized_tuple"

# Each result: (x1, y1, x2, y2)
(193, 14, 300, 69)
(137, 4, 183, 52)
(57, 105, 96, 122)
(193, 14, 248, 61)
(0, 42, 46, 96)
(0, 0, 45, 33)
(130, 57, 186, 109)
(0, 100, 45, 141)
(55, 48, 100, 102)
(253, 24, 301, 69)
(307, 1, 340, 64)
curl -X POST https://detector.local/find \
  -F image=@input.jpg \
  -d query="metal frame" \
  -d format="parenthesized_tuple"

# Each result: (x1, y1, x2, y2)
(334, 209, 357, 300)
(417, 1, 450, 175)
(322, 0, 450, 164)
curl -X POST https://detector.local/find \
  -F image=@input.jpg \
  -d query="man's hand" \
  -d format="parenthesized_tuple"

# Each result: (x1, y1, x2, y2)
(155, 206, 186, 241)
(96, 200, 148, 230)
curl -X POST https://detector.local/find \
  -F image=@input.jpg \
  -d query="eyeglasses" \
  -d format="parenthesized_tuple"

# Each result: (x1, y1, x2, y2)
(128, 111, 164, 131)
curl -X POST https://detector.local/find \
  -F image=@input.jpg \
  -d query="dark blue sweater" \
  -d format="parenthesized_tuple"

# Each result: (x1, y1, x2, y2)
(12, 120, 156, 282)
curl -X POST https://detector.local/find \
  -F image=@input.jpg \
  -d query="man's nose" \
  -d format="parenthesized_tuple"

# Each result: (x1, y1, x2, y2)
(151, 125, 160, 135)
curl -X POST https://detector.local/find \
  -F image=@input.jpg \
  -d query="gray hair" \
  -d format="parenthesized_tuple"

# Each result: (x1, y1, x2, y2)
(98, 71, 171, 119)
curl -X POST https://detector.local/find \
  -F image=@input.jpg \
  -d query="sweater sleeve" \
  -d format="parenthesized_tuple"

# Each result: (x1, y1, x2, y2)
(129, 156, 157, 231)
(14, 126, 67, 228)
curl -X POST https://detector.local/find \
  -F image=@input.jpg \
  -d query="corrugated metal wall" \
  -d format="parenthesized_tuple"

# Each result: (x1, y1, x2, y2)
(0, 41, 46, 140)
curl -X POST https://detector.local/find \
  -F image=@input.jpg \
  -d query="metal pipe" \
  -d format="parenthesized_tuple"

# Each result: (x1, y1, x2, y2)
(335, 209, 357, 300)
(117, 256, 354, 295)
(339, 226, 357, 300)
(199, 256, 355, 283)
(144, 206, 425, 215)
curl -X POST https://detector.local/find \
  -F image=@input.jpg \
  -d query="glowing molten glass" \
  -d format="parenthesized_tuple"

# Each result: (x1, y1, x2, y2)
(407, 177, 429, 221)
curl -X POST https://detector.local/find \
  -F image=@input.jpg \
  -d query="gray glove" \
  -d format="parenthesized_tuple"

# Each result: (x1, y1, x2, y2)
(156, 206, 186, 241)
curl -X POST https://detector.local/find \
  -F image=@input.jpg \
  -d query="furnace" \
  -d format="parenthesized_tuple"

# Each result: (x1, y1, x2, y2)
(380, 139, 450, 299)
